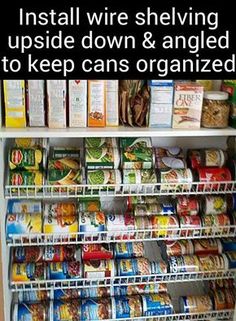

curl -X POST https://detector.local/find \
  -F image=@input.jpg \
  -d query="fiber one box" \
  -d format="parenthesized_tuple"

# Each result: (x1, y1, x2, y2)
(27, 80, 45, 127)
(68, 80, 87, 127)
(106, 80, 119, 126)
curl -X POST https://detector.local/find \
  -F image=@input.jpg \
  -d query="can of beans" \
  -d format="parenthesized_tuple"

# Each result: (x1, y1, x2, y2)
(47, 261, 82, 280)
(116, 258, 151, 276)
(85, 147, 120, 169)
(78, 212, 106, 240)
(151, 215, 179, 237)
(87, 169, 121, 192)
(18, 290, 49, 303)
(86, 137, 118, 148)
(82, 244, 113, 260)
(142, 293, 173, 316)
(53, 299, 81, 321)
(123, 169, 157, 193)
(43, 213, 78, 235)
(11, 263, 46, 282)
(168, 255, 200, 273)
(7, 200, 42, 214)
(113, 284, 168, 296)
(209, 279, 235, 290)
(9, 147, 46, 171)
(198, 254, 228, 271)
(158, 169, 193, 191)
(81, 298, 112, 321)
(13, 302, 49, 321)
(221, 238, 236, 251)
(52, 289, 82, 300)
(165, 240, 194, 256)
(179, 215, 201, 236)
(225, 252, 236, 269)
(8, 170, 44, 191)
(83, 259, 116, 278)
(107, 212, 135, 240)
(133, 202, 176, 216)
(193, 239, 222, 255)
(154, 147, 184, 159)
(44, 201, 77, 217)
(81, 287, 111, 299)
(176, 196, 199, 216)
(155, 157, 186, 170)
(202, 195, 227, 215)
(111, 295, 143, 319)
(114, 242, 144, 259)
(179, 295, 213, 313)
(196, 167, 232, 191)
(201, 214, 231, 235)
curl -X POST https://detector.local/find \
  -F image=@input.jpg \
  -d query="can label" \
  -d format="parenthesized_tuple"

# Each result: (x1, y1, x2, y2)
(51, 147, 80, 159)
(85, 137, 117, 148)
(151, 215, 179, 237)
(150, 261, 167, 274)
(121, 147, 154, 169)
(134, 203, 175, 216)
(176, 196, 199, 216)
(44, 202, 77, 217)
(203, 195, 227, 215)
(226, 252, 236, 268)
(43, 213, 78, 234)
(7, 200, 42, 214)
(83, 259, 115, 278)
(9, 148, 44, 171)
(44, 245, 76, 262)
(81, 287, 111, 299)
(198, 254, 227, 271)
(81, 298, 112, 321)
(208, 279, 235, 290)
(87, 169, 121, 191)
(17, 303, 48, 321)
(165, 240, 194, 256)
(120, 137, 152, 149)
(12, 263, 45, 282)
(197, 168, 231, 191)
(85, 147, 120, 169)
(221, 238, 236, 251)
(113, 284, 168, 296)
(48, 169, 82, 189)
(48, 262, 81, 279)
(82, 244, 113, 260)
(160, 169, 192, 191)
(169, 255, 200, 273)
(205, 149, 225, 167)
(142, 294, 173, 316)
(53, 300, 80, 321)
(127, 196, 158, 209)
(48, 158, 81, 171)
(78, 198, 101, 212)
(180, 215, 201, 236)
(155, 157, 186, 170)
(187, 150, 201, 169)
(79, 212, 106, 239)
(107, 213, 135, 240)
(154, 147, 184, 158)
(114, 242, 144, 259)
(13, 247, 43, 263)
(18, 290, 49, 303)
(211, 290, 228, 310)
(123, 169, 157, 187)
(117, 258, 151, 276)
(202, 214, 231, 235)
(6, 213, 42, 238)
(53, 289, 81, 300)
(112, 295, 142, 318)
(181, 295, 213, 313)
(9, 171, 43, 187)
(193, 239, 222, 255)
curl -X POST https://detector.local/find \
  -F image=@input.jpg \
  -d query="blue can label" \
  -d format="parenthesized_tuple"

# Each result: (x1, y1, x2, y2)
(81, 298, 111, 321)
(226, 252, 236, 268)
(114, 242, 144, 259)
(7, 200, 42, 214)
(48, 262, 81, 279)
(53, 300, 80, 321)
(221, 238, 236, 252)
(113, 284, 167, 296)
(117, 258, 151, 276)
(142, 294, 173, 316)
(112, 296, 142, 318)
(17, 303, 47, 321)
(53, 289, 81, 300)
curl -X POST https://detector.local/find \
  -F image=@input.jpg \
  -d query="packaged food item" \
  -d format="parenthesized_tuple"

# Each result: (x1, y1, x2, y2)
(81, 298, 112, 320)
(107, 212, 135, 240)
(176, 196, 199, 216)
(43, 245, 77, 262)
(123, 169, 157, 193)
(154, 147, 184, 159)
(133, 202, 176, 216)
(127, 196, 161, 208)
(14, 138, 48, 149)
(155, 157, 186, 170)
(201, 214, 231, 235)
(150, 215, 179, 237)
(53, 299, 81, 321)
(222, 80, 236, 128)
(87, 169, 121, 192)
(85, 147, 120, 169)
(164, 240, 194, 257)
(13, 247, 43, 263)
(18, 290, 49, 303)
(114, 242, 144, 259)
(50, 147, 80, 160)
(221, 238, 236, 251)
(187, 149, 227, 169)
(8, 170, 44, 192)
(52, 289, 81, 300)
(27, 80, 45, 127)
(211, 289, 229, 310)
(225, 252, 236, 269)
(226, 158, 236, 180)
(141, 293, 173, 316)
(196, 80, 213, 91)
(46, 80, 67, 128)
(7, 199, 42, 214)
(196, 167, 232, 191)
(168, 255, 201, 273)
(13, 302, 49, 321)
(121, 147, 154, 169)
(172, 82, 204, 129)
(44, 201, 77, 217)
(79, 212, 106, 240)
(48, 157, 81, 171)
(180, 295, 213, 313)
(4, 80, 26, 128)
(120, 137, 152, 149)
(47, 261, 82, 279)
(201, 91, 230, 128)
(134, 216, 152, 239)
(82, 244, 113, 260)
(85, 137, 118, 148)
(209, 279, 235, 290)
(88, 80, 106, 127)
(83, 259, 116, 278)
(78, 198, 101, 212)
(48, 168, 83, 191)
(158, 169, 193, 191)
(68, 80, 87, 127)
(201, 195, 227, 215)
(116, 258, 151, 276)
(193, 239, 222, 255)
(43, 212, 78, 235)
(198, 254, 228, 272)
(81, 287, 111, 299)
(12, 263, 46, 282)
(113, 283, 168, 296)
(150, 261, 168, 274)
(111, 295, 143, 318)
(106, 80, 119, 126)
(179, 215, 201, 236)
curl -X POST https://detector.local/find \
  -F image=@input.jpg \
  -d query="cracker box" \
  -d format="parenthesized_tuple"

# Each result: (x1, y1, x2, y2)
(106, 80, 119, 126)
(46, 80, 67, 128)
(3, 80, 26, 128)
(88, 80, 106, 127)
(27, 80, 45, 127)
(172, 82, 204, 129)
(68, 80, 87, 127)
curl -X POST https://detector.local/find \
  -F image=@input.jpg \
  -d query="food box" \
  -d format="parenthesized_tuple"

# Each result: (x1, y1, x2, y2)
(46, 80, 66, 128)
(68, 80, 87, 127)
(27, 80, 45, 127)
(3, 80, 26, 128)
(106, 80, 119, 126)
(88, 80, 106, 127)
(172, 82, 204, 129)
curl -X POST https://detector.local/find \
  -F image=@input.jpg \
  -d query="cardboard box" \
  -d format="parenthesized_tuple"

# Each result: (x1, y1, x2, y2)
(3, 80, 26, 128)
(172, 82, 203, 129)
(88, 80, 106, 127)
(47, 80, 67, 128)
(69, 80, 87, 127)
(27, 80, 45, 127)
(106, 80, 119, 126)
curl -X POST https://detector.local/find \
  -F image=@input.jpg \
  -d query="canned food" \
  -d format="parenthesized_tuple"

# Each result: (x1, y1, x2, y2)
(120, 137, 152, 149)
(8, 170, 44, 191)
(180, 295, 213, 313)
(226, 158, 236, 180)
(114, 242, 144, 259)
(78, 198, 101, 212)
(43, 245, 77, 262)
(13, 247, 44, 263)
(202, 195, 227, 215)
(123, 169, 157, 193)
(51, 147, 80, 160)
(179, 215, 201, 236)
(7, 199, 42, 214)
(211, 289, 228, 310)
(114, 284, 168, 297)
(201, 214, 231, 235)
(81, 298, 112, 320)
(47, 261, 82, 279)
(87, 169, 121, 191)
(79, 212, 106, 240)
(116, 258, 151, 276)
(198, 254, 228, 271)
(15, 138, 48, 149)
(13, 302, 49, 321)
(121, 147, 154, 170)
(111, 295, 143, 318)
(158, 169, 193, 191)
(196, 167, 232, 191)
(48, 157, 81, 170)
(225, 252, 236, 269)
(127, 196, 160, 210)
(52, 289, 81, 300)
(193, 239, 222, 255)
(154, 147, 184, 158)
(44, 201, 77, 217)
(221, 238, 236, 251)
(187, 149, 227, 169)
(150, 261, 168, 274)
(208, 279, 235, 290)
(9, 147, 46, 171)
(107, 213, 135, 240)
(83, 259, 116, 278)
(18, 290, 49, 303)
(155, 157, 186, 170)
(228, 193, 236, 211)
(81, 287, 111, 299)
(168, 255, 200, 273)
(134, 216, 152, 239)
(48, 168, 83, 191)
(43, 213, 78, 235)
(151, 215, 179, 237)
(6, 213, 42, 239)
(176, 196, 199, 216)
(164, 240, 194, 256)
(133, 202, 176, 216)
(85, 137, 118, 148)
(53, 299, 80, 321)
(142, 293, 173, 316)
(12, 263, 46, 282)
(85, 147, 120, 169)
(82, 244, 113, 260)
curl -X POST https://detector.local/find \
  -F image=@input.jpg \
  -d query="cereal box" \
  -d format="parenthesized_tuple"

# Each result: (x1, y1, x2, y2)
(27, 80, 45, 127)
(47, 80, 66, 128)
(106, 80, 119, 126)
(68, 80, 87, 127)
(3, 80, 26, 128)
(88, 80, 106, 127)
(172, 82, 204, 129)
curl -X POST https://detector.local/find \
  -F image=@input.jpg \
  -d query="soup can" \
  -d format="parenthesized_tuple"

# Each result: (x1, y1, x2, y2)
(187, 149, 227, 169)
(180, 295, 213, 313)
(113, 284, 168, 296)
(111, 295, 143, 319)
(44, 245, 77, 262)
(168, 255, 200, 273)
(47, 261, 82, 280)
(11, 263, 46, 282)
(52, 289, 82, 300)
(201, 214, 231, 235)
(82, 244, 113, 260)
(221, 238, 236, 251)
(7, 199, 42, 214)
(164, 240, 194, 257)
(134, 216, 152, 239)
(13, 302, 49, 321)
(79, 212, 106, 240)
(193, 239, 222, 255)
(114, 242, 144, 259)
(150, 261, 168, 274)
(150, 215, 179, 237)
(123, 169, 157, 193)
(158, 169, 193, 191)
(87, 169, 121, 192)
(198, 254, 229, 271)
(201, 195, 227, 215)
(81, 298, 112, 321)
(107, 212, 135, 240)
(196, 167, 232, 191)
(142, 293, 173, 316)
(83, 259, 116, 278)
(85, 147, 120, 169)
(53, 299, 81, 321)
(176, 196, 199, 216)
(116, 258, 151, 276)
(18, 290, 49, 303)
(133, 202, 176, 216)
(179, 215, 201, 236)
(154, 147, 184, 158)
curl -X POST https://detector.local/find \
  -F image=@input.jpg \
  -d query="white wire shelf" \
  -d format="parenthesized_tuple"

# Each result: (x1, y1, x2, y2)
(4, 181, 236, 199)
(7, 226, 236, 246)
(10, 269, 236, 292)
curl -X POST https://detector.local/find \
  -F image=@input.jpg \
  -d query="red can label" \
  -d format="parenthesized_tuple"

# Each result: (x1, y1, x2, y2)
(177, 196, 199, 216)
(44, 245, 76, 262)
(180, 215, 201, 236)
(165, 240, 194, 256)
(188, 150, 201, 169)
(82, 244, 113, 260)
(197, 168, 231, 191)
(193, 239, 222, 255)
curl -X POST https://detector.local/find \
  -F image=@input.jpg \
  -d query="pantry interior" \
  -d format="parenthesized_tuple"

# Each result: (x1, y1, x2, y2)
(0, 79, 236, 321)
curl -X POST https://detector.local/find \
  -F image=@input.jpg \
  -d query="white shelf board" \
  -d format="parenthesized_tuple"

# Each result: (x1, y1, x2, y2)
(0, 126, 236, 138)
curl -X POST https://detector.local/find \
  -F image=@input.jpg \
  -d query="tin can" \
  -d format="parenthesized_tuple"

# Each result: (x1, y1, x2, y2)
(8, 170, 44, 191)
(48, 157, 81, 171)
(180, 295, 213, 313)
(7, 199, 42, 214)
(9, 147, 46, 171)
(12, 263, 46, 282)
(107, 212, 135, 240)
(44, 201, 77, 217)
(193, 239, 222, 255)
(208, 279, 235, 290)
(187, 149, 227, 169)
(155, 157, 186, 170)
(87, 169, 121, 192)
(43, 213, 78, 235)
(211, 289, 228, 310)
(142, 294, 173, 316)
(13, 247, 44, 263)
(198, 254, 228, 271)
(127, 196, 159, 210)
(123, 169, 157, 193)
(150, 261, 168, 274)
(225, 252, 236, 269)
(51, 147, 80, 160)
(81, 298, 112, 321)
(228, 193, 236, 211)
(85, 137, 118, 148)
(15, 138, 48, 149)
(120, 137, 152, 149)
(133, 202, 176, 216)
(13, 302, 49, 321)
(18, 290, 49, 303)
(43, 245, 77, 262)
(79, 212, 106, 240)
(48, 168, 83, 191)
(158, 169, 193, 191)
(81, 287, 111, 299)
(111, 295, 143, 319)
(179, 215, 201, 236)
(113, 284, 168, 296)
(47, 261, 82, 279)
(82, 244, 113, 260)
(221, 238, 236, 251)
(134, 216, 152, 239)
(176, 196, 199, 216)
(196, 167, 232, 191)
(114, 242, 144, 259)
(202, 195, 227, 215)
(53, 299, 81, 321)
(226, 158, 236, 180)
(201, 214, 231, 235)
(85, 147, 120, 169)
(121, 147, 154, 170)
(154, 147, 184, 158)
(6, 212, 42, 239)
(83, 259, 116, 278)
(150, 215, 179, 237)
(116, 258, 151, 276)
(168, 255, 200, 273)
(78, 198, 101, 212)
(187, 149, 202, 169)
(52, 289, 81, 300)
(164, 240, 194, 256)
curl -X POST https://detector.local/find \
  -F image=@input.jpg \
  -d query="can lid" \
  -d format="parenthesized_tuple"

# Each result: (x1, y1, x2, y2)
(204, 91, 229, 100)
